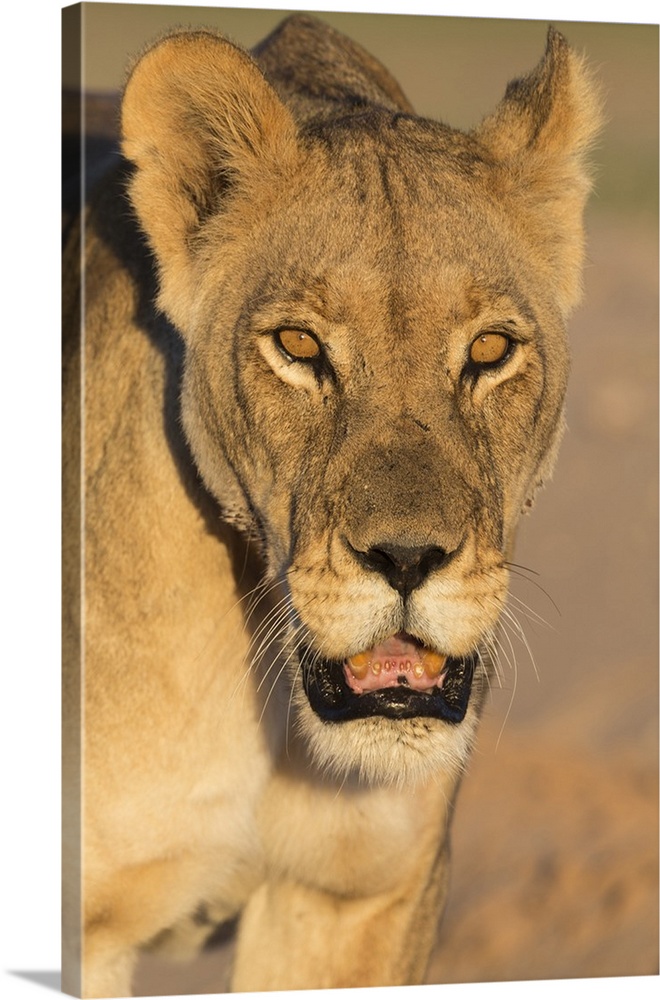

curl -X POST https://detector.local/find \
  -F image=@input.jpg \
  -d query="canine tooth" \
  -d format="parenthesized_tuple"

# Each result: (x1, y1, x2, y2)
(421, 651, 447, 677)
(347, 653, 369, 679)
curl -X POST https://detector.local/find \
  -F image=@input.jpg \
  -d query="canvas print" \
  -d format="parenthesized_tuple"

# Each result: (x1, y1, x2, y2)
(62, 4, 659, 997)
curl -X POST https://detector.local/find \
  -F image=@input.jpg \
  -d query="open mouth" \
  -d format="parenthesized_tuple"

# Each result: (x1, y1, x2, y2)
(302, 632, 476, 723)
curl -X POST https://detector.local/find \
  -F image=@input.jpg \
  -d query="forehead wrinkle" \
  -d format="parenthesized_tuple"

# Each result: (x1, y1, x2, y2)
(332, 142, 524, 345)
(400, 244, 540, 333)
(248, 133, 535, 351)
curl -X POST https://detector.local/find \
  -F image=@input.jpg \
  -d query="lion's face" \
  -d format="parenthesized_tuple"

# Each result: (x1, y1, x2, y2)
(177, 121, 569, 783)
(121, 27, 597, 784)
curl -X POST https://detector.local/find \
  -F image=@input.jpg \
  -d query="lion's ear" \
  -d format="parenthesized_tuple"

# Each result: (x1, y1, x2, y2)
(475, 28, 603, 316)
(121, 30, 298, 321)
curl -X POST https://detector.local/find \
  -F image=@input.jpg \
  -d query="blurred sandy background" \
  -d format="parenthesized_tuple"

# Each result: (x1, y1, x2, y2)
(65, 3, 658, 992)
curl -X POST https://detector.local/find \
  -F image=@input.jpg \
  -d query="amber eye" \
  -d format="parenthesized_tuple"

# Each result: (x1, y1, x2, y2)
(469, 332, 511, 367)
(276, 328, 322, 361)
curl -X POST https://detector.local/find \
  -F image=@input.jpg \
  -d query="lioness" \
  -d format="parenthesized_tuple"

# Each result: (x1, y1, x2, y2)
(62, 14, 602, 997)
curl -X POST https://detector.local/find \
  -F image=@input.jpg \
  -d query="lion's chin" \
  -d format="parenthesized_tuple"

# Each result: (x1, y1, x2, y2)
(294, 683, 482, 788)
(301, 631, 477, 725)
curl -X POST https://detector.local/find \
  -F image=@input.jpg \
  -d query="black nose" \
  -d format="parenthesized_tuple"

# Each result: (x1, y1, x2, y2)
(353, 542, 451, 598)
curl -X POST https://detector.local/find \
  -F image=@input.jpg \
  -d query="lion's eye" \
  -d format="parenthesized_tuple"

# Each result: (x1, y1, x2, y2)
(276, 328, 322, 361)
(469, 333, 511, 367)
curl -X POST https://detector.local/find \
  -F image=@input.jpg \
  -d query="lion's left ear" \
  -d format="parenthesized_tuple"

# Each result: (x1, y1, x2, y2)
(121, 30, 299, 326)
(475, 28, 603, 316)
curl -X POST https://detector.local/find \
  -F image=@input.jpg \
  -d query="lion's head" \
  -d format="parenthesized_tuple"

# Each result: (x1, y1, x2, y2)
(121, 19, 601, 784)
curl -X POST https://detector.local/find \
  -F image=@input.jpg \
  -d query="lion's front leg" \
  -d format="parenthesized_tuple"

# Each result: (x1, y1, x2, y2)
(230, 739, 459, 991)
(231, 849, 450, 991)
(232, 774, 456, 992)
(81, 926, 138, 999)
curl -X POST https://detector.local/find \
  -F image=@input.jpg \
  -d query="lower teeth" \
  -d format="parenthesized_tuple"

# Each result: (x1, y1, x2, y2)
(347, 650, 447, 680)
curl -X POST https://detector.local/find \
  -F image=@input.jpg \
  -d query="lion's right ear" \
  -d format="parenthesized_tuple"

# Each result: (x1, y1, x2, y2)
(474, 28, 603, 317)
(121, 30, 298, 322)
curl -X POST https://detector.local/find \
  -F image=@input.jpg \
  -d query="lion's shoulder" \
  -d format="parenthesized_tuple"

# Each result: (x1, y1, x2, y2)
(252, 14, 414, 122)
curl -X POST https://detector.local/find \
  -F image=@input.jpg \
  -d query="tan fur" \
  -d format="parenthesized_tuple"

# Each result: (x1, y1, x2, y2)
(62, 15, 602, 996)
